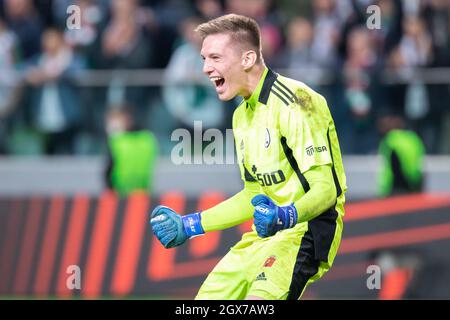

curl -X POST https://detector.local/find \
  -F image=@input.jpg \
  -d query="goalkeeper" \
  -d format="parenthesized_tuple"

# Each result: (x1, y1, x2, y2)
(150, 14, 347, 300)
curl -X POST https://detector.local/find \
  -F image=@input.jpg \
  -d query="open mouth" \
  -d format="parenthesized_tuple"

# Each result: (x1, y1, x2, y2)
(211, 76, 225, 90)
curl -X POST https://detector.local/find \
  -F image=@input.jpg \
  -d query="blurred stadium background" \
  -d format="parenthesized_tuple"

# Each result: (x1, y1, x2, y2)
(0, 0, 450, 299)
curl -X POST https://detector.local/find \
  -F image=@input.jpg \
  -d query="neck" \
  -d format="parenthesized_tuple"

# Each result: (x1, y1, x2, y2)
(242, 64, 266, 99)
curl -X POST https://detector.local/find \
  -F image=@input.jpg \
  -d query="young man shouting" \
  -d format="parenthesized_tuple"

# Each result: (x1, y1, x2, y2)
(150, 14, 347, 300)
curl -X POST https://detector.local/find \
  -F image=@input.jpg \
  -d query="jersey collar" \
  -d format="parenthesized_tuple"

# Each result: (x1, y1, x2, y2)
(245, 67, 278, 109)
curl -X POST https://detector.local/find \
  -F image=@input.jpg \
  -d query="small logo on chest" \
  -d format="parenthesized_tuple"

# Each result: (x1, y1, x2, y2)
(263, 255, 277, 268)
(264, 128, 271, 148)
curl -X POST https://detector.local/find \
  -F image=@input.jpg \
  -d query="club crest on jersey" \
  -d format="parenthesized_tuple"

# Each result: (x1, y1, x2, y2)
(263, 255, 276, 268)
(264, 128, 271, 148)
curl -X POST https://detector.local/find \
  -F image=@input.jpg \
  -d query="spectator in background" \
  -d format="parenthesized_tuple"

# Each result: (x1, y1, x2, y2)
(63, 0, 106, 65)
(395, 15, 435, 152)
(375, 0, 404, 55)
(139, 0, 190, 69)
(100, 0, 153, 127)
(0, 17, 18, 112)
(275, 17, 322, 81)
(3, 0, 43, 60)
(194, 0, 224, 20)
(259, 22, 283, 66)
(377, 112, 425, 197)
(308, 0, 343, 119)
(225, 0, 283, 65)
(225, 0, 282, 25)
(0, 17, 20, 153)
(101, 0, 152, 69)
(421, 0, 450, 153)
(52, 0, 109, 28)
(105, 106, 159, 196)
(422, 0, 450, 67)
(225, 0, 248, 15)
(24, 28, 85, 155)
(141, 0, 193, 30)
(342, 27, 380, 154)
(384, 46, 408, 116)
(163, 16, 225, 130)
(398, 15, 432, 68)
(310, 0, 341, 69)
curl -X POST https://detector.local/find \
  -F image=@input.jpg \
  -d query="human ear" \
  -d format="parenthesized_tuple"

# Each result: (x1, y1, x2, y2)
(241, 50, 257, 70)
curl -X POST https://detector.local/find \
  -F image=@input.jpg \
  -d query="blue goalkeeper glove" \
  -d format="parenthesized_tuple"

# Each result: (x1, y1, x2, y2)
(150, 205, 205, 248)
(251, 194, 298, 238)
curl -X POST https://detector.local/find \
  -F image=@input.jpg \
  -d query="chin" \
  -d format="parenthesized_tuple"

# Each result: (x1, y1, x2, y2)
(217, 91, 236, 101)
(217, 95, 234, 101)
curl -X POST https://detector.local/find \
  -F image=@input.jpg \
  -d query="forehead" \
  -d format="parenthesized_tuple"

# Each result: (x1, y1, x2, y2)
(200, 33, 236, 56)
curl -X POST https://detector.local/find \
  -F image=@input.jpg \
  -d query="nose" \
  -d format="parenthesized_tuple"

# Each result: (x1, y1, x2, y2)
(203, 60, 213, 75)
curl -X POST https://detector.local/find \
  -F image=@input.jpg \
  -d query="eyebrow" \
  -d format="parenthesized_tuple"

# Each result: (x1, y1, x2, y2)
(202, 52, 222, 58)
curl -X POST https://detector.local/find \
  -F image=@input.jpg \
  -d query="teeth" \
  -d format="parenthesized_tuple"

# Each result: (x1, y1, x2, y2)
(210, 77, 223, 81)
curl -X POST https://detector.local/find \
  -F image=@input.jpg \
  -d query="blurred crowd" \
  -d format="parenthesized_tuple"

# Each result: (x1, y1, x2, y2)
(0, 0, 449, 156)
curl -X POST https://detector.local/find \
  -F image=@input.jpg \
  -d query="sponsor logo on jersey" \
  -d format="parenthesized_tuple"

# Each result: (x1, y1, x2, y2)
(306, 145, 327, 156)
(251, 168, 286, 187)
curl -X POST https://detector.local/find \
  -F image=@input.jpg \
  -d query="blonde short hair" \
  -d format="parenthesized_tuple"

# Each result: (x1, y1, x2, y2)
(195, 14, 262, 63)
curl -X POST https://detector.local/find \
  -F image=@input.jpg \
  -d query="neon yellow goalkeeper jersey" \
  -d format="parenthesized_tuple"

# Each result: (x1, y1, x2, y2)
(233, 68, 346, 206)
(201, 67, 346, 232)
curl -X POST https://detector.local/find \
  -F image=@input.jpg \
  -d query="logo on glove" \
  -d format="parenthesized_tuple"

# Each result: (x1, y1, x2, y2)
(255, 206, 270, 214)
